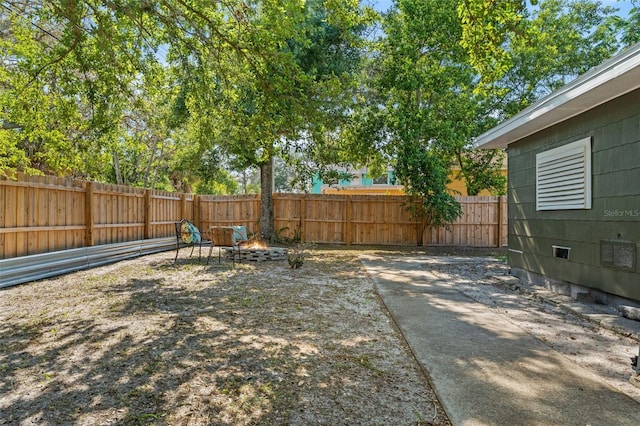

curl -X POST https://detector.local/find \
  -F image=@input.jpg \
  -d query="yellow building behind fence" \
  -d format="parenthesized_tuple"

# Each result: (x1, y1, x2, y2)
(315, 167, 506, 196)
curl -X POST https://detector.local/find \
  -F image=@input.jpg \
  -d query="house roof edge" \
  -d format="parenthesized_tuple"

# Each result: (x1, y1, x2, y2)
(474, 42, 640, 149)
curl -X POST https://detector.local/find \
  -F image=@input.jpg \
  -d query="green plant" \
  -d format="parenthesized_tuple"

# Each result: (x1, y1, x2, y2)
(287, 249, 306, 269)
(494, 253, 508, 263)
(273, 226, 290, 244)
(274, 226, 302, 244)
(287, 243, 314, 268)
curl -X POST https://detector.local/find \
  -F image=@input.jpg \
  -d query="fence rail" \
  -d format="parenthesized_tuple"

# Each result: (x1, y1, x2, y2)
(1, 173, 507, 260)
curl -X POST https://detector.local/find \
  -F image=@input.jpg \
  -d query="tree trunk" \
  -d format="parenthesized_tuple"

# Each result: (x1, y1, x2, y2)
(113, 151, 123, 186)
(241, 170, 247, 194)
(259, 155, 274, 241)
(143, 145, 155, 188)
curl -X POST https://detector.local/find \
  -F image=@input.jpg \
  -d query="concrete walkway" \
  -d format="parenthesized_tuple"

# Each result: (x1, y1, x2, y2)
(360, 254, 640, 426)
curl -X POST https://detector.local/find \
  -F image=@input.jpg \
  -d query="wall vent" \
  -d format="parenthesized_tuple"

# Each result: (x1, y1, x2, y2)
(536, 137, 592, 210)
(600, 240, 636, 271)
(552, 245, 571, 259)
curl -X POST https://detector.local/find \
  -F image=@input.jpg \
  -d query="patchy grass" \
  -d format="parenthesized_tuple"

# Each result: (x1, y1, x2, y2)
(0, 246, 451, 425)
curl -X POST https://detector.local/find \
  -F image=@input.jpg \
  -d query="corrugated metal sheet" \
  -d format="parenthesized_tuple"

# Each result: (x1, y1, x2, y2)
(0, 237, 176, 289)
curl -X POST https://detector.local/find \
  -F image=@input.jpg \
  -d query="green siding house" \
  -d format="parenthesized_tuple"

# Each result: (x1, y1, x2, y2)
(474, 42, 640, 304)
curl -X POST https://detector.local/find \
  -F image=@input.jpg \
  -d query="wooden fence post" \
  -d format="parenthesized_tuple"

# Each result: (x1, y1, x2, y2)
(193, 194, 201, 229)
(345, 195, 352, 246)
(85, 182, 94, 247)
(299, 195, 306, 243)
(497, 196, 504, 248)
(144, 189, 151, 240)
(180, 193, 187, 220)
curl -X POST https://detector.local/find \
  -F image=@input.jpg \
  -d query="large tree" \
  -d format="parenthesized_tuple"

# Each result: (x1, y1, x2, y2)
(344, 0, 483, 240)
(457, 0, 628, 95)
(167, 0, 374, 240)
(492, 0, 626, 118)
(342, 0, 628, 230)
(1, 1, 375, 241)
(454, 0, 624, 196)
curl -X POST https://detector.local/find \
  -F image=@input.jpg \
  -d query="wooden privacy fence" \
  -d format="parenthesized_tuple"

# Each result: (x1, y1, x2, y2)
(268, 194, 506, 247)
(1, 173, 507, 260)
(1, 174, 194, 259)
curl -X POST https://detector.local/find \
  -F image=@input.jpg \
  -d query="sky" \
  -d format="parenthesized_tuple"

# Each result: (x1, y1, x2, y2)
(367, 0, 636, 17)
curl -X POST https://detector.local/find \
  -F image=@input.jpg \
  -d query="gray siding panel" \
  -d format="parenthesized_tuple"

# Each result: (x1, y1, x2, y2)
(595, 168, 640, 197)
(592, 140, 639, 174)
(507, 89, 640, 301)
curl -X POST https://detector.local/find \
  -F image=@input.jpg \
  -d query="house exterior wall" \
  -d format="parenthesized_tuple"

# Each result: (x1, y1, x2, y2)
(313, 170, 507, 196)
(507, 89, 640, 301)
(312, 170, 403, 195)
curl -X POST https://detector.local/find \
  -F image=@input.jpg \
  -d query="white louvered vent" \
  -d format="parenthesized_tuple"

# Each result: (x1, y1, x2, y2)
(536, 137, 592, 210)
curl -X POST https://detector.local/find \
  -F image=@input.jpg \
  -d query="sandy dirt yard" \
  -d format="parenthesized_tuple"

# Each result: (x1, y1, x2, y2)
(2, 246, 639, 425)
(1, 247, 450, 426)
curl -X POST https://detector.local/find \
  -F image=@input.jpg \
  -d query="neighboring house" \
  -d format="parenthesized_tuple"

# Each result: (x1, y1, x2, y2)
(474, 42, 640, 304)
(312, 165, 506, 196)
(312, 168, 404, 195)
